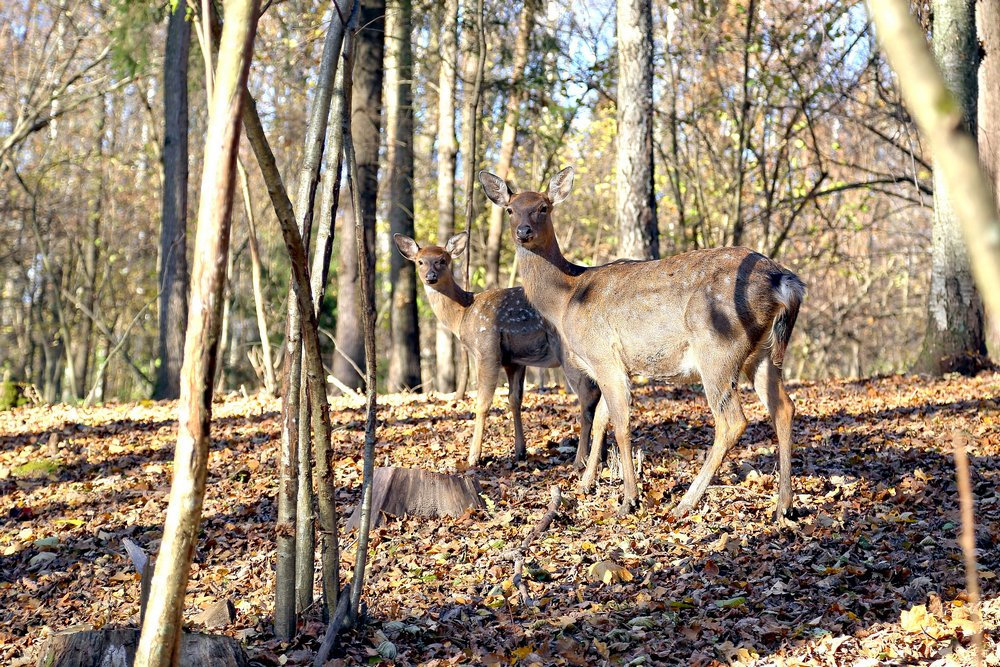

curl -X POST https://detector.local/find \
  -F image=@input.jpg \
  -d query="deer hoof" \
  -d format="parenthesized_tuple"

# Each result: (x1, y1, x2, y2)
(617, 497, 640, 516)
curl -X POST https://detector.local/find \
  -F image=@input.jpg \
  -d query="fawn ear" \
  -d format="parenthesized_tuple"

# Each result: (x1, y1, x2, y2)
(479, 170, 511, 206)
(547, 167, 574, 205)
(445, 232, 468, 258)
(393, 234, 420, 261)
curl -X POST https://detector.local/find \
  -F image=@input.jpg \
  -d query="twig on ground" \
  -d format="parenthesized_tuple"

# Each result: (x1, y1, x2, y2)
(503, 485, 561, 606)
(952, 430, 985, 666)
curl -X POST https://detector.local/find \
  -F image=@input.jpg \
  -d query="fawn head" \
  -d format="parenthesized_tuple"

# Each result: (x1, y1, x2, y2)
(393, 232, 468, 287)
(479, 167, 574, 252)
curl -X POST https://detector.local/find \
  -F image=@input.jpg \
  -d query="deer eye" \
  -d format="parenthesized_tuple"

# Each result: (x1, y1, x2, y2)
(505, 207, 513, 215)
(418, 260, 424, 265)
(539, 205, 547, 214)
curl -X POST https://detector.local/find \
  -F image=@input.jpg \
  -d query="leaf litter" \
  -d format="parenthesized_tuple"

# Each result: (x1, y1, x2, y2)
(0, 373, 998, 665)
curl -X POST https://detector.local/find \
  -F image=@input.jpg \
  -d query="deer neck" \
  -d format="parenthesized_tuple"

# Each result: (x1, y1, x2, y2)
(424, 278, 474, 335)
(516, 240, 584, 325)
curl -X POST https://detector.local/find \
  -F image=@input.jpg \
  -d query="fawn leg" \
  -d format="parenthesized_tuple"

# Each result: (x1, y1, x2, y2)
(753, 358, 796, 521)
(505, 364, 527, 460)
(468, 360, 499, 466)
(594, 372, 639, 514)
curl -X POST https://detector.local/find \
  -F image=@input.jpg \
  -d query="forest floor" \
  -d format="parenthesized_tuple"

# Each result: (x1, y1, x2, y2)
(1, 373, 999, 666)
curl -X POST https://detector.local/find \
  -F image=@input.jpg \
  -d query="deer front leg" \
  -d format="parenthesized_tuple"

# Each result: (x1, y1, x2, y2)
(504, 364, 527, 461)
(468, 359, 500, 467)
(673, 371, 747, 518)
(579, 396, 609, 492)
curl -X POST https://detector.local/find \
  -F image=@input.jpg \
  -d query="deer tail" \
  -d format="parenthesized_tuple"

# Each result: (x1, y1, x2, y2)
(769, 271, 805, 367)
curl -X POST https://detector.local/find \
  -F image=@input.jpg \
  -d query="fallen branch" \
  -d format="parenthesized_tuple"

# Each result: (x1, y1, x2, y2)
(313, 583, 351, 667)
(952, 431, 985, 666)
(503, 485, 561, 606)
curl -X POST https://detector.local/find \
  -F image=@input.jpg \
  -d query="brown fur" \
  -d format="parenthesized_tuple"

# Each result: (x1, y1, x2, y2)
(394, 233, 604, 467)
(480, 167, 805, 519)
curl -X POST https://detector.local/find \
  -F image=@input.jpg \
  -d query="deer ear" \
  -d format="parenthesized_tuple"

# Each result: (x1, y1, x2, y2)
(479, 170, 511, 206)
(393, 233, 420, 261)
(547, 167, 574, 205)
(445, 232, 468, 258)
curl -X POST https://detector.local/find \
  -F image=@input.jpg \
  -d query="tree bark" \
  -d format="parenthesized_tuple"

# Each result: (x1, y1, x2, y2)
(154, 2, 191, 400)
(867, 0, 1000, 331)
(455, 0, 486, 399)
(616, 0, 658, 260)
(979, 0, 1000, 354)
(386, 0, 422, 392)
(483, 1, 536, 288)
(73, 97, 105, 398)
(913, 0, 986, 375)
(332, 0, 384, 394)
(237, 159, 276, 395)
(433, 0, 460, 392)
(343, 45, 379, 620)
(134, 1, 258, 664)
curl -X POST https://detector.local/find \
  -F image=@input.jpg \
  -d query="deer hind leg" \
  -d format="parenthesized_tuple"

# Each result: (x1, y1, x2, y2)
(579, 395, 610, 492)
(673, 366, 747, 518)
(753, 357, 796, 521)
(468, 359, 500, 467)
(505, 364, 527, 461)
(566, 365, 602, 470)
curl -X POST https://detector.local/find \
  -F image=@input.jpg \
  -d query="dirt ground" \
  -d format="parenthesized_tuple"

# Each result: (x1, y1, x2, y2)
(1, 372, 998, 665)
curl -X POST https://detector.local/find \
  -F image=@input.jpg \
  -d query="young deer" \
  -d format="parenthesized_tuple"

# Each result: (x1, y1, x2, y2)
(393, 232, 603, 467)
(480, 167, 805, 519)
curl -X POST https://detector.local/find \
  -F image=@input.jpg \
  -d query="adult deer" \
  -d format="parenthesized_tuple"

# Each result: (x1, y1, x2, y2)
(393, 232, 604, 467)
(480, 167, 805, 519)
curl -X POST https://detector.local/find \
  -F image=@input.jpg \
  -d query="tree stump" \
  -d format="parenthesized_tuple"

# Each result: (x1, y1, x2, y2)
(346, 467, 486, 531)
(36, 627, 248, 667)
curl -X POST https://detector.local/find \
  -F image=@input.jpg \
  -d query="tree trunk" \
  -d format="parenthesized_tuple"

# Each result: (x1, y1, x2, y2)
(237, 159, 276, 395)
(134, 1, 258, 664)
(386, 0, 422, 393)
(434, 0, 459, 392)
(914, 0, 986, 375)
(332, 0, 384, 394)
(73, 98, 105, 399)
(979, 0, 1000, 355)
(616, 0, 658, 260)
(455, 0, 486, 399)
(154, 2, 191, 400)
(483, 1, 536, 288)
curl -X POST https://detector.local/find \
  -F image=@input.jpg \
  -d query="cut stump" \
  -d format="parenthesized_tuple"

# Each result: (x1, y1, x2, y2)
(346, 467, 486, 531)
(36, 627, 248, 667)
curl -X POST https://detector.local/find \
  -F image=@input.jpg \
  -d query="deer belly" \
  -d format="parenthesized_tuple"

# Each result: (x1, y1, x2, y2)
(630, 345, 702, 384)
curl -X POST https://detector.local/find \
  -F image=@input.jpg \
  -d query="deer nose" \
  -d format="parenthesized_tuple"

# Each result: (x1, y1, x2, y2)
(425, 273, 439, 284)
(516, 225, 534, 243)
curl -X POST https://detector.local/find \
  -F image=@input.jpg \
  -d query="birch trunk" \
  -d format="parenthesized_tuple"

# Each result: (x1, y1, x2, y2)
(134, 1, 258, 663)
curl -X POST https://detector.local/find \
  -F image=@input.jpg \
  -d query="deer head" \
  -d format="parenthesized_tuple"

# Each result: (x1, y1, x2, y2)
(479, 167, 574, 253)
(393, 232, 468, 288)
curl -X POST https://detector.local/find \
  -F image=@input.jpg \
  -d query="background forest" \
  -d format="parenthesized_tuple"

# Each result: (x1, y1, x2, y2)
(3, 0, 985, 405)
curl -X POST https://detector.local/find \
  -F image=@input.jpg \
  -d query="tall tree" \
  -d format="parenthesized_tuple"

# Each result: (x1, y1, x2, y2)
(386, 0, 421, 392)
(615, 0, 658, 260)
(434, 0, 460, 392)
(154, 1, 191, 400)
(483, 1, 536, 288)
(133, 0, 258, 663)
(332, 0, 384, 393)
(914, 0, 986, 374)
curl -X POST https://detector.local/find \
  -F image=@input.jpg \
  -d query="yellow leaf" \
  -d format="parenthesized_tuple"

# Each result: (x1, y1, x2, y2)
(511, 645, 533, 660)
(900, 604, 939, 635)
(588, 560, 633, 584)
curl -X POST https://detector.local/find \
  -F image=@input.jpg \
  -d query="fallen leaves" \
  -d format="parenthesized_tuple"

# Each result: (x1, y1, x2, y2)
(0, 374, 998, 665)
